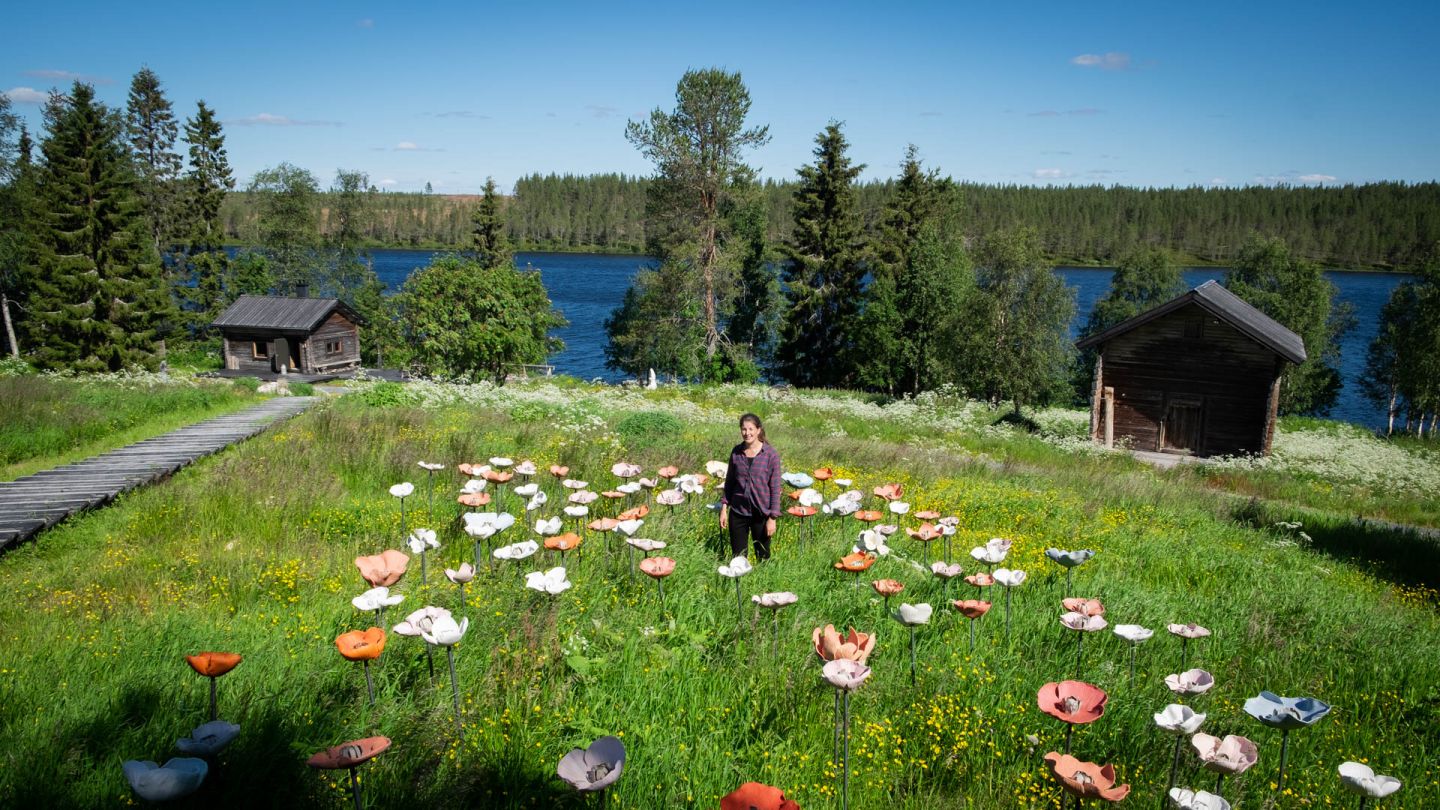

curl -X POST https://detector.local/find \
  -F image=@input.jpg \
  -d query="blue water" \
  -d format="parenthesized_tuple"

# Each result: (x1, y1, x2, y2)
(356, 249, 1409, 428)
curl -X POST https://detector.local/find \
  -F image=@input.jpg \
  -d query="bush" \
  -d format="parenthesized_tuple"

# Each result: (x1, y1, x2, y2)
(616, 410, 684, 446)
(360, 381, 411, 407)
(0, 356, 34, 377)
(231, 376, 261, 392)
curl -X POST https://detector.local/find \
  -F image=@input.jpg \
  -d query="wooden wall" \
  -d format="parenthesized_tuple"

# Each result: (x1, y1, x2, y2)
(1095, 303, 1281, 456)
(300, 313, 361, 372)
(222, 334, 278, 374)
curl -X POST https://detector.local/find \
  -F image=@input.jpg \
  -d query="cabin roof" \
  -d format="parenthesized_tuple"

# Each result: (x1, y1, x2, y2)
(212, 295, 365, 333)
(1075, 280, 1306, 364)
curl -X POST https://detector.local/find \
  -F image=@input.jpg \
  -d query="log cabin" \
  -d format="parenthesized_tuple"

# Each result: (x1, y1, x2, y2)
(1075, 280, 1305, 457)
(212, 295, 364, 375)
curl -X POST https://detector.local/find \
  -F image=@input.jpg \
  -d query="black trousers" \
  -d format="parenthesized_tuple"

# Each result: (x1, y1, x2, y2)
(728, 510, 772, 561)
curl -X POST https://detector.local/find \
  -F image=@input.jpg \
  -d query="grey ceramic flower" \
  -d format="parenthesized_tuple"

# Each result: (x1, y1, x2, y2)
(783, 471, 814, 488)
(1243, 691, 1331, 729)
(557, 736, 626, 792)
(175, 720, 241, 757)
(1045, 548, 1095, 568)
(122, 757, 208, 801)
(1338, 761, 1402, 798)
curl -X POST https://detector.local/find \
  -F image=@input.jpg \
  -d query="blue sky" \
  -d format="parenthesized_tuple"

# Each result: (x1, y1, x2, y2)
(6, 1, 1438, 194)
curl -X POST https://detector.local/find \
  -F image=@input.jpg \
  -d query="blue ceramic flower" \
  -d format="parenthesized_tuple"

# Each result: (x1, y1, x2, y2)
(783, 471, 814, 488)
(1243, 691, 1331, 730)
(122, 757, 208, 801)
(1045, 548, 1095, 568)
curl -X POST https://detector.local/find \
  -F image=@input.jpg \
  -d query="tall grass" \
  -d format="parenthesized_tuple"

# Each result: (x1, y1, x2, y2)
(0, 385, 1436, 807)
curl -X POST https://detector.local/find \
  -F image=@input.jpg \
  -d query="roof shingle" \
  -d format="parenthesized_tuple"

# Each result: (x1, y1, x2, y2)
(212, 295, 362, 332)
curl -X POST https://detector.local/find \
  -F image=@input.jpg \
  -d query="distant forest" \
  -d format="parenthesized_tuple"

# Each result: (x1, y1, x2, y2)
(218, 175, 1440, 269)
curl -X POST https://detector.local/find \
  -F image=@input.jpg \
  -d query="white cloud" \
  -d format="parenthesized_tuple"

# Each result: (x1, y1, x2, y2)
(585, 104, 619, 118)
(24, 69, 113, 85)
(1028, 108, 1106, 117)
(228, 113, 341, 127)
(395, 141, 420, 151)
(1209, 177, 1227, 186)
(1253, 171, 1338, 185)
(1071, 52, 1132, 71)
(3, 87, 47, 104)
(380, 178, 398, 186)
(1297, 173, 1337, 183)
(1033, 168, 1067, 179)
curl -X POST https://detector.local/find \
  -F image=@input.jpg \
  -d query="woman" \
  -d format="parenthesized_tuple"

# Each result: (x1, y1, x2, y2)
(719, 412, 782, 561)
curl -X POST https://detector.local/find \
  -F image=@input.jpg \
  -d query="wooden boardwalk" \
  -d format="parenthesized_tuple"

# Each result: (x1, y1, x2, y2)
(0, 397, 315, 551)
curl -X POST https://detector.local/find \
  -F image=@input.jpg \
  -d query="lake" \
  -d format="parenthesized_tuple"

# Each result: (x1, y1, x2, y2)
(357, 249, 1410, 429)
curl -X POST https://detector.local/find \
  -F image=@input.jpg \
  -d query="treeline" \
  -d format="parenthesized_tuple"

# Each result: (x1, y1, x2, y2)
(218, 174, 1440, 268)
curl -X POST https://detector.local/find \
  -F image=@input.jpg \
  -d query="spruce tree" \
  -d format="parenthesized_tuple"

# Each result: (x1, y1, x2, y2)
(125, 67, 182, 257)
(0, 99, 27, 357)
(470, 177, 513, 268)
(177, 100, 234, 332)
(29, 83, 169, 370)
(776, 122, 867, 387)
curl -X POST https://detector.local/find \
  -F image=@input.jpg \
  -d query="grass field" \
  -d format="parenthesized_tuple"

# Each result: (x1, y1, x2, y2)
(0, 379, 1435, 808)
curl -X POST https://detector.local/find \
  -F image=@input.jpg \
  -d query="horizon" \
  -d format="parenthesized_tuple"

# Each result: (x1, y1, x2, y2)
(6, 1, 1439, 195)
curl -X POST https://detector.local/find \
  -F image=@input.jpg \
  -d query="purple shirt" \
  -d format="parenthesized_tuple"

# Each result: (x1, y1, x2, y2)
(722, 442, 782, 518)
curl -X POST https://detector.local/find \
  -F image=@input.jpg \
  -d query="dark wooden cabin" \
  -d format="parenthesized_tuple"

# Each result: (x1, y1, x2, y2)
(212, 295, 364, 375)
(1075, 280, 1305, 457)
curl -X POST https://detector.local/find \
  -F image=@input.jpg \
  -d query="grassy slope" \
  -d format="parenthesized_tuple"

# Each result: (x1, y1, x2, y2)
(0, 382, 1435, 807)
(0, 373, 264, 481)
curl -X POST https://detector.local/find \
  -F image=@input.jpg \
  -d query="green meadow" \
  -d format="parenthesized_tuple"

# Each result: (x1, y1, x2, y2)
(0, 377, 1436, 807)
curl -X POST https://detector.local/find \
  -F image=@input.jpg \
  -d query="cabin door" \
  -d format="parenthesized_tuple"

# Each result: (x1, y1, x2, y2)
(1160, 396, 1203, 454)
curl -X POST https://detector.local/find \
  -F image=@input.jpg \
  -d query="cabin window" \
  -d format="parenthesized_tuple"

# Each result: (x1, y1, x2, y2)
(325, 340, 343, 355)
(252, 341, 269, 359)
(1183, 317, 1204, 340)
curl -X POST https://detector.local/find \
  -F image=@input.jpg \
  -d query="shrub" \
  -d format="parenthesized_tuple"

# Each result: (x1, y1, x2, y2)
(616, 410, 684, 446)
(231, 376, 261, 392)
(360, 381, 411, 407)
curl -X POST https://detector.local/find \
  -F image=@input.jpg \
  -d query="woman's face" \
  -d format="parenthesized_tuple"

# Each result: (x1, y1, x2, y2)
(740, 420, 762, 445)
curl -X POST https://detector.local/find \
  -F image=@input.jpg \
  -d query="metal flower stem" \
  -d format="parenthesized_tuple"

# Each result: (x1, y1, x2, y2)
(734, 578, 744, 624)
(969, 618, 976, 651)
(1181, 637, 1189, 671)
(1358, 798, 1367, 810)
(1065, 724, 1074, 755)
(399, 498, 407, 546)
(1128, 646, 1137, 689)
(208, 676, 218, 722)
(1065, 567, 1072, 597)
(909, 625, 918, 686)
(426, 644, 435, 682)
(446, 646, 462, 736)
(656, 577, 665, 616)
(420, 548, 429, 587)
(1005, 587, 1013, 640)
(1167, 735, 1184, 798)
(626, 544, 634, 581)
(362, 660, 375, 704)
(348, 766, 363, 810)
(943, 579, 951, 603)
(1277, 728, 1291, 792)
(426, 471, 435, 522)
(1074, 632, 1084, 678)
(1214, 772, 1225, 796)
(832, 689, 841, 763)
(772, 611, 780, 659)
(842, 690, 852, 810)
(943, 536, 951, 561)
(458, 581, 466, 607)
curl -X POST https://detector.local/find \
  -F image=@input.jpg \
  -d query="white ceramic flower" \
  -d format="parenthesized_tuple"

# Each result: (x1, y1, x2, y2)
(389, 482, 415, 498)
(993, 568, 1027, 587)
(930, 561, 964, 579)
(834, 478, 853, 487)
(656, 489, 685, 506)
(705, 460, 728, 479)
(406, 528, 439, 554)
(822, 658, 871, 692)
(718, 556, 752, 578)
(888, 501, 910, 515)
(562, 478, 589, 490)
(1168, 788, 1232, 810)
(611, 462, 642, 478)
(825, 497, 860, 516)
(417, 461, 445, 471)
(637, 477, 658, 489)
(1059, 611, 1108, 632)
(421, 615, 469, 646)
(1153, 704, 1207, 735)
(463, 511, 515, 539)
(615, 519, 644, 537)
(353, 586, 405, 612)
(514, 460, 538, 475)
(1165, 669, 1216, 696)
(855, 529, 891, 556)
(569, 490, 600, 505)
(445, 563, 476, 584)
(617, 482, 642, 495)
(392, 605, 452, 636)
(1168, 623, 1212, 639)
(970, 545, 1007, 565)
(460, 478, 487, 494)
(514, 483, 539, 497)
(875, 524, 898, 536)
(526, 491, 548, 511)
(1114, 624, 1154, 644)
(1337, 761, 1402, 799)
(798, 488, 823, 507)
(534, 517, 563, 536)
(564, 505, 590, 518)
(526, 566, 572, 594)
(493, 540, 540, 560)
(894, 603, 934, 626)
(752, 592, 799, 609)
(489, 457, 514, 468)
(625, 538, 667, 553)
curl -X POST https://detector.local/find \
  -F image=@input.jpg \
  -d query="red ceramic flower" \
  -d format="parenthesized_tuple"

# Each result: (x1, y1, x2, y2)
(1043, 752, 1130, 802)
(853, 510, 883, 523)
(185, 652, 242, 678)
(549, 464, 570, 477)
(812, 625, 876, 662)
(812, 467, 833, 481)
(639, 556, 676, 579)
(906, 523, 942, 542)
(1037, 680, 1109, 725)
(588, 517, 621, 532)
(721, 782, 802, 810)
(871, 579, 905, 598)
(457, 462, 479, 476)
(618, 504, 650, 521)
(787, 505, 817, 518)
(482, 469, 514, 484)
(307, 736, 392, 770)
(1062, 597, 1106, 617)
(913, 509, 941, 520)
(355, 550, 409, 587)
(657, 465, 680, 478)
(952, 600, 992, 619)
(965, 572, 995, 587)
(835, 552, 876, 572)
(873, 483, 903, 501)
(335, 628, 387, 662)
(457, 492, 491, 508)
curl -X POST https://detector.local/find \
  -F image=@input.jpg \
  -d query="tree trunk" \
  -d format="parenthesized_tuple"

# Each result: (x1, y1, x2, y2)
(1386, 389, 1397, 436)
(1, 293, 18, 360)
(702, 220, 719, 358)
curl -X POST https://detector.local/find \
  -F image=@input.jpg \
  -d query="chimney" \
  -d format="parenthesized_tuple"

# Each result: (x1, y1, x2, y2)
(295, 282, 309, 298)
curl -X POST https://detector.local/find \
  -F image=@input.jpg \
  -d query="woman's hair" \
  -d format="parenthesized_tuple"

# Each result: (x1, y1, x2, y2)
(739, 412, 767, 444)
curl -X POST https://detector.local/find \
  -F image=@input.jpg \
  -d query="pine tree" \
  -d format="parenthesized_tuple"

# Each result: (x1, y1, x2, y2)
(28, 83, 170, 370)
(776, 122, 867, 387)
(176, 100, 234, 333)
(470, 177, 513, 268)
(125, 67, 182, 257)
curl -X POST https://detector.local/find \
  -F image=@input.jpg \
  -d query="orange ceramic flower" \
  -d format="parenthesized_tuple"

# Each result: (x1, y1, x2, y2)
(639, 556, 676, 579)
(692, 473, 711, 486)
(602, 490, 626, 499)
(952, 599, 992, 619)
(482, 469, 513, 484)
(545, 533, 582, 552)
(307, 736, 392, 770)
(787, 489, 803, 501)
(335, 627, 387, 661)
(617, 504, 650, 521)
(185, 652, 242, 678)
(457, 462, 479, 477)
(550, 464, 570, 477)
(457, 492, 491, 508)
(812, 468, 833, 481)
(588, 517, 620, 532)
(871, 579, 905, 598)
(657, 465, 680, 479)
(1044, 752, 1130, 802)
(787, 505, 817, 518)
(853, 510, 883, 523)
(1062, 597, 1106, 617)
(355, 550, 409, 587)
(721, 782, 802, 810)
(835, 552, 876, 572)
(965, 572, 995, 587)
(873, 483, 903, 501)
(906, 523, 942, 542)
(812, 625, 876, 662)
(913, 509, 941, 521)
(1037, 680, 1109, 725)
